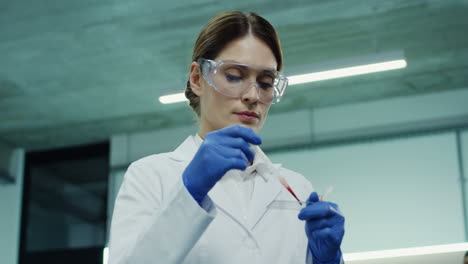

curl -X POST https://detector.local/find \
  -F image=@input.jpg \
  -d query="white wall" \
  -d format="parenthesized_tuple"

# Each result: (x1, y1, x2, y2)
(268, 132, 464, 252)
(0, 148, 24, 264)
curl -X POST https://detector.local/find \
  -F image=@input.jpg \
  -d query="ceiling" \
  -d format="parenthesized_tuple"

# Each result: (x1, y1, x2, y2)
(1, 0, 468, 150)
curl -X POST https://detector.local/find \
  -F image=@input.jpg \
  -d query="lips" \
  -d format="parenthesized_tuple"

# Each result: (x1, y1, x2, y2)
(236, 111, 259, 118)
(235, 111, 259, 122)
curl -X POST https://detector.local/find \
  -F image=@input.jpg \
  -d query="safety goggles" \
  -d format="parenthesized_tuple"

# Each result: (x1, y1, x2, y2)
(197, 58, 288, 104)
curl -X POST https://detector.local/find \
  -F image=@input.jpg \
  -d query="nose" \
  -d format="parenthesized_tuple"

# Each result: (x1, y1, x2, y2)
(241, 83, 260, 103)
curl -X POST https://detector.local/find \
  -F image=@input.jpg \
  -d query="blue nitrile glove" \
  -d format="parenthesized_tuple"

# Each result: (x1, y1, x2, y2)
(298, 192, 345, 264)
(182, 125, 262, 205)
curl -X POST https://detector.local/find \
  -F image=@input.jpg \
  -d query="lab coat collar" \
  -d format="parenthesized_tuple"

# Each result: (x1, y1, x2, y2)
(245, 164, 282, 230)
(167, 135, 200, 162)
(168, 135, 284, 231)
(207, 154, 282, 231)
(250, 145, 282, 182)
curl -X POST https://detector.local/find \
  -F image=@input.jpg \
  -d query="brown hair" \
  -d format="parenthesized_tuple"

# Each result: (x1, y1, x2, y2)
(185, 11, 283, 116)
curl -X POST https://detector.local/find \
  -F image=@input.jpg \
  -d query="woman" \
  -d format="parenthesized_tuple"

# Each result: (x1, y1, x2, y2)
(108, 11, 344, 264)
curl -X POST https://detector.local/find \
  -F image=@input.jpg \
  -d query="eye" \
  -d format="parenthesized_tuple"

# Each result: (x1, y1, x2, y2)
(225, 73, 242, 82)
(258, 75, 274, 90)
(222, 66, 244, 83)
(258, 82, 273, 90)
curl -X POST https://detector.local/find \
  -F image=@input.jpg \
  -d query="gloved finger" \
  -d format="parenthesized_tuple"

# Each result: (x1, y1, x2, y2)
(305, 214, 344, 231)
(311, 226, 345, 245)
(328, 202, 343, 216)
(214, 145, 249, 166)
(298, 202, 341, 220)
(200, 150, 247, 184)
(307, 192, 320, 203)
(217, 136, 255, 163)
(197, 142, 247, 166)
(221, 156, 249, 172)
(218, 125, 262, 145)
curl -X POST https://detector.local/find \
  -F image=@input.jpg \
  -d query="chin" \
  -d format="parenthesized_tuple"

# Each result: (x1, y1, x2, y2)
(245, 124, 261, 133)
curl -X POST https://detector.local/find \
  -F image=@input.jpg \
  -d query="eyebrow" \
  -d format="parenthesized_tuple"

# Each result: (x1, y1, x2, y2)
(260, 70, 276, 77)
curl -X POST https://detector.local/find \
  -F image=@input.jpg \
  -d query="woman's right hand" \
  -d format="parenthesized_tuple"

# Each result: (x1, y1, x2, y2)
(182, 125, 262, 205)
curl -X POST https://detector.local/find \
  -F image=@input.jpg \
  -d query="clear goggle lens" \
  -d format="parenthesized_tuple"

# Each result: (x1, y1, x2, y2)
(198, 58, 288, 104)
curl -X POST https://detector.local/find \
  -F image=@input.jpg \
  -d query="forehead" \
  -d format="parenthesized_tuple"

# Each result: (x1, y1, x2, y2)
(214, 35, 278, 71)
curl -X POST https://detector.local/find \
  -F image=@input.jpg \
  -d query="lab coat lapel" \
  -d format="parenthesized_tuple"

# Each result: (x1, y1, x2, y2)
(246, 147, 283, 230)
(169, 136, 245, 226)
(247, 167, 282, 230)
(206, 179, 240, 221)
(168, 136, 199, 163)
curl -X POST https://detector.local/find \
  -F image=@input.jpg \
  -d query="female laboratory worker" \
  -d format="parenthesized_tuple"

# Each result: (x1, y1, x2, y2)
(108, 11, 345, 264)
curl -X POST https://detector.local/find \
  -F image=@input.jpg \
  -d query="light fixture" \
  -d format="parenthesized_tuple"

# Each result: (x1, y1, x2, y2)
(288, 59, 406, 85)
(159, 92, 187, 104)
(343, 242, 468, 262)
(287, 50, 406, 85)
(158, 50, 406, 104)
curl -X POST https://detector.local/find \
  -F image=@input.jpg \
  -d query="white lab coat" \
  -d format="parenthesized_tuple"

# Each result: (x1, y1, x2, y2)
(108, 135, 315, 264)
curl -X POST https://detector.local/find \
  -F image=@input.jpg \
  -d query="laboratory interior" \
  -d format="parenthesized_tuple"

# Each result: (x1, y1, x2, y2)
(1, 0, 468, 263)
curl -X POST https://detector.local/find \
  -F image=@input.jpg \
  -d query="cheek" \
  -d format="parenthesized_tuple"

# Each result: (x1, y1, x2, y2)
(262, 104, 271, 119)
(257, 104, 271, 129)
(204, 91, 231, 120)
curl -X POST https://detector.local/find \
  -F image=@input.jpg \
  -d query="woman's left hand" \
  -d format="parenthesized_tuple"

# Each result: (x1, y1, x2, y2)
(298, 192, 345, 264)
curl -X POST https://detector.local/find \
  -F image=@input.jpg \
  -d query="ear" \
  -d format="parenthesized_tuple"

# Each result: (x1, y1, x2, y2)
(189, 61, 203, 96)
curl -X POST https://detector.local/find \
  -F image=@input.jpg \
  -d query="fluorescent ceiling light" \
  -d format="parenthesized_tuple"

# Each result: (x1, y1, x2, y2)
(343, 242, 468, 262)
(159, 92, 187, 104)
(289, 59, 406, 85)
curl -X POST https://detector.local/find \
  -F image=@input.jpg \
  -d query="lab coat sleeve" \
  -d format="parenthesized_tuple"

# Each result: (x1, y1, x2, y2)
(108, 161, 216, 264)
